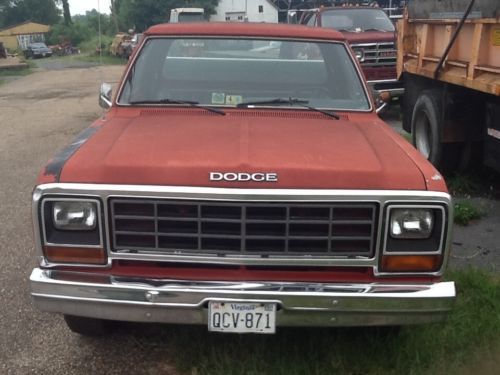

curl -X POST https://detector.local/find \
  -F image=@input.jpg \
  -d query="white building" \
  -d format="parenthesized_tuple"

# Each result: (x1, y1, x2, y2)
(211, 0, 279, 23)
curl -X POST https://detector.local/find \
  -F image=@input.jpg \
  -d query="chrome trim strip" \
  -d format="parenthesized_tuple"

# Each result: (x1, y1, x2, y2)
(30, 268, 456, 326)
(32, 183, 453, 277)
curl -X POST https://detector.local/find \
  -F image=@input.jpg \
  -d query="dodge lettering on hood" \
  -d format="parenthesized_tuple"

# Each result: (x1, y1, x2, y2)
(30, 23, 455, 336)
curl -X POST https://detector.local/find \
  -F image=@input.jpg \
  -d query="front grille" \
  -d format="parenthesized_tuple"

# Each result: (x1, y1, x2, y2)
(110, 200, 378, 258)
(352, 42, 397, 67)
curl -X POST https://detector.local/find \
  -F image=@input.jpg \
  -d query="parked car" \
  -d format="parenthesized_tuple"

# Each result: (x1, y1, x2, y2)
(30, 22, 455, 336)
(301, 6, 404, 100)
(24, 42, 52, 58)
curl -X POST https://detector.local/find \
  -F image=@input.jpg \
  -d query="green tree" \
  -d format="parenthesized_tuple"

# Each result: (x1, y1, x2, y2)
(1, 0, 60, 27)
(58, 0, 71, 25)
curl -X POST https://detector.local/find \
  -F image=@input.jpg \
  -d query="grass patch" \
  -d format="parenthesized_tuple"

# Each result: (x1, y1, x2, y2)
(401, 131, 412, 143)
(454, 200, 483, 225)
(43, 53, 126, 66)
(77, 53, 126, 65)
(447, 173, 482, 197)
(0, 67, 32, 77)
(158, 268, 499, 375)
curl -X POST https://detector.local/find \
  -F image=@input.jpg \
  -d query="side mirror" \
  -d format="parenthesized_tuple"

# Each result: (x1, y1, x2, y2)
(375, 90, 391, 114)
(99, 83, 113, 109)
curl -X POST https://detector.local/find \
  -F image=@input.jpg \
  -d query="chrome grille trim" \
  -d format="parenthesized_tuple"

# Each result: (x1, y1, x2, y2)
(110, 199, 378, 257)
(352, 42, 397, 67)
(32, 183, 453, 276)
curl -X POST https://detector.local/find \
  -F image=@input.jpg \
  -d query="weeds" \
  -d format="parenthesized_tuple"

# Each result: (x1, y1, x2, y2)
(151, 268, 500, 375)
(454, 200, 483, 225)
(447, 173, 482, 197)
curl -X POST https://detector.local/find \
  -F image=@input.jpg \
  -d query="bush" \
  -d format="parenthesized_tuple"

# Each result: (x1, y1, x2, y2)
(454, 200, 483, 225)
(78, 35, 114, 55)
(47, 22, 92, 46)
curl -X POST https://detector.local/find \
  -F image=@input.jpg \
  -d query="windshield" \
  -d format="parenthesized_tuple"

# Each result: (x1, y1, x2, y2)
(321, 9, 395, 32)
(31, 43, 48, 48)
(178, 13, 204, 22)
(119, 37, 370, 111)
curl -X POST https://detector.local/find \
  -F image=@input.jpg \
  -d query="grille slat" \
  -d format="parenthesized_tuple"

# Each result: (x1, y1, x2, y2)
(352, 42, 397, 67)
(111, 200, 378, 258)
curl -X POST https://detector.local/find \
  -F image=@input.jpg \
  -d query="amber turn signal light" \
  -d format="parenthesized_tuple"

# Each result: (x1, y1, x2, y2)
(381, 255, 442, 272)
(43, 246, 107, 265)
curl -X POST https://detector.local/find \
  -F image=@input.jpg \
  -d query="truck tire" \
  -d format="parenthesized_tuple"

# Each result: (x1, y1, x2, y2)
(64, 315, 113, 336)
(411, 90, 443, 167)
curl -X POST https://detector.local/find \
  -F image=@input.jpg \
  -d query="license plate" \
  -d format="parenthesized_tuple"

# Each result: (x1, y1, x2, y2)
(208, 301, 276, 334)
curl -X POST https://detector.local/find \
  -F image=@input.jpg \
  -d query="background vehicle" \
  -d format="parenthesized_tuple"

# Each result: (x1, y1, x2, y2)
(170, 8, 205, 23)
(110, 32, 144, 58)
(302, 6, 404, 98)
(398, 0, 500, 172)
(24, 42, 52, 58)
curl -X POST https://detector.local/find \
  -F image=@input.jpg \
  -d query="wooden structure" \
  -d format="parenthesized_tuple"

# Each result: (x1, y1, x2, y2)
(397, 1, 500, 96)
(397, 0, 500, 173)
(0, 21, 50, 50)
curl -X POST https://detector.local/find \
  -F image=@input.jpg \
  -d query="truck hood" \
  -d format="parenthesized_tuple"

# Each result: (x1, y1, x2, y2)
(340, 31, 395, 44)
(58, 110, 426, 190)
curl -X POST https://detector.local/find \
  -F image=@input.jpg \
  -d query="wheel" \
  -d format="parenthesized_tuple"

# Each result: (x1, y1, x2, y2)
(411, 90, 442, 164)
(411, 90, 470, 173)
(64, 315, 113, 336)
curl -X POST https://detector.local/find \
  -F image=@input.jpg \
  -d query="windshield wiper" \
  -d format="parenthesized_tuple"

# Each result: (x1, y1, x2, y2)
(236, 97, 340, 120)
(363, 28, 391, 32)
(128, 98, 226, 116)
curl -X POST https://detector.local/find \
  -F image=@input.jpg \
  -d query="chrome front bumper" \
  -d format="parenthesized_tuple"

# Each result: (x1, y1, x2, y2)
(30, 268, 456, 327)
(368, 79, 405, 98)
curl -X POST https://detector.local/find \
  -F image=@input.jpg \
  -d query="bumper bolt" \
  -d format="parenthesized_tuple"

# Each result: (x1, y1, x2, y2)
(145, 291, 159, 302)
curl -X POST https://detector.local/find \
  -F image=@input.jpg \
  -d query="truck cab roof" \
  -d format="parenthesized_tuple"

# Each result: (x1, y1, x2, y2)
(145, 22, 346, 41)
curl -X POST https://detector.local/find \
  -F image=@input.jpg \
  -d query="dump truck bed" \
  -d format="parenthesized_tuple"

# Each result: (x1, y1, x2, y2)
(397, 0, 500, 96)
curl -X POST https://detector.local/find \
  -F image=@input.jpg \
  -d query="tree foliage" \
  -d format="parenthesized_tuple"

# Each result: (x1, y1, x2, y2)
(1, 0, 221, 48)
(0, 0, 60, 27)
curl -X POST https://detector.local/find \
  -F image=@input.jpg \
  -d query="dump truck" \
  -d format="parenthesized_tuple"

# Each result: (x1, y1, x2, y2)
(398, 0, 500, 172)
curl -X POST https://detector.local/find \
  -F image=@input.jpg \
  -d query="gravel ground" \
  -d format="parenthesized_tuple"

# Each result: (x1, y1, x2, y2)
(0, 66, 498, 374)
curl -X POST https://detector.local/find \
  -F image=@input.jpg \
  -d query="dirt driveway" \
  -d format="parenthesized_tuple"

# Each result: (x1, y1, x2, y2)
(0, 66, 175, 374)
(0, 66, 498, 374)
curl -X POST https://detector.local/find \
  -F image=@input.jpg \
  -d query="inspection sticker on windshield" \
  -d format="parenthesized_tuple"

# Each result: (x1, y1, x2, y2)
(226, 95, 243, 105)
(208, 301, 276, 334)
(211, 92, 226, 104)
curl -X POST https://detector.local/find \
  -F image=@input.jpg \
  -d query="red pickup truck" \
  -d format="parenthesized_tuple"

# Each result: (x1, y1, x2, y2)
(30, 23, 455, 336)
(301, 6, 404, 100)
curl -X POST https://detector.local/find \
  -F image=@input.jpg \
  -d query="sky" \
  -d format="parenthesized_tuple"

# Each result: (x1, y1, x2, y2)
(67, 0, 112, 15)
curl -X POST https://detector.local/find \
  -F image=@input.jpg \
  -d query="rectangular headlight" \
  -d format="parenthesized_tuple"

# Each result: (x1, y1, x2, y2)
(41, 198, 102, 248)
(53, 201, 97, 230)
(384, 205, 446, 255)
(390, 208, 433, 239)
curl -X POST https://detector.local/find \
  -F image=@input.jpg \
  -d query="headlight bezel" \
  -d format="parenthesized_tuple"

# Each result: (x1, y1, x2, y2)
(40, 197, 104, 248)
(383, 204, 447, 256)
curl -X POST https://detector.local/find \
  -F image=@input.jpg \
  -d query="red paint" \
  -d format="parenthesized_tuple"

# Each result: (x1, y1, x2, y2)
(58, 110, 430, 190)
(36, 23, 449, 287)
(145, 22, 346, 41)
(52, 261, 441, 284)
